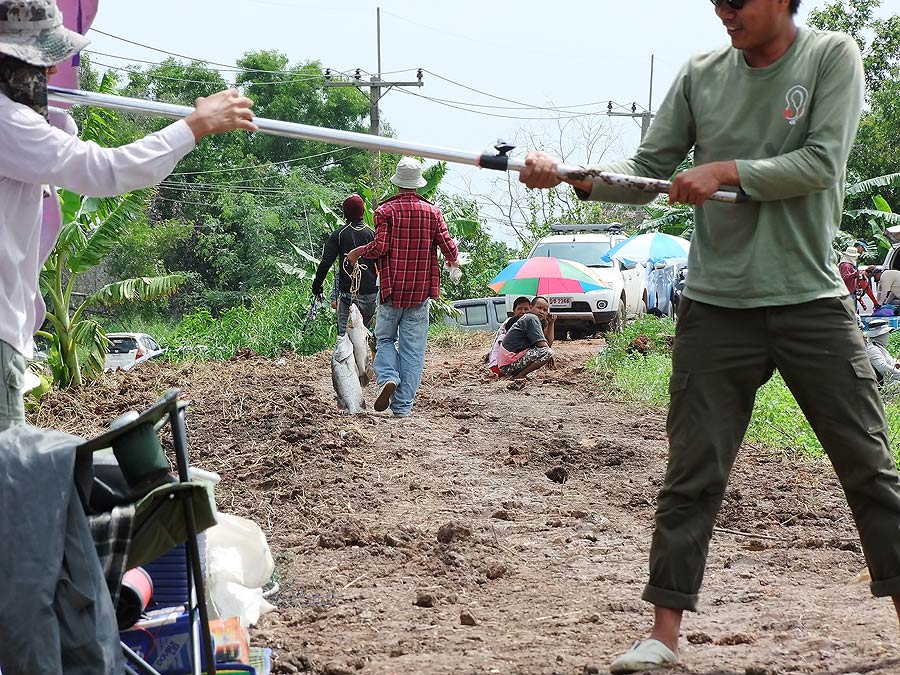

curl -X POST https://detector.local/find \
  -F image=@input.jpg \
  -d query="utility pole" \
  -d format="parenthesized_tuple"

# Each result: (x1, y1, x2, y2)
(606, 55, 655, 227)
(606, 54, 655, 142)
(324, 7, 423, 197)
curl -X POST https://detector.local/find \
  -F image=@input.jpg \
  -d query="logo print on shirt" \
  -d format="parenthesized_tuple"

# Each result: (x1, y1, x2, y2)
(782, 85, 809, 125)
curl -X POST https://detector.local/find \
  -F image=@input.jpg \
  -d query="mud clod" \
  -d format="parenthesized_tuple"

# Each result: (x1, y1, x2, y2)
(437, 521, 472, 544)
(545, 465, 569, 483)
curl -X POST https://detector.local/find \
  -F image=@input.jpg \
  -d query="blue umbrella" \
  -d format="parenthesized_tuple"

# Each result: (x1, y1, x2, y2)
(601, 232, 690, 265)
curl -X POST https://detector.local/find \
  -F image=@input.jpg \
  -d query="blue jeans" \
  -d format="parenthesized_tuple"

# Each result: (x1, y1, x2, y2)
(374, 299, 430, 416)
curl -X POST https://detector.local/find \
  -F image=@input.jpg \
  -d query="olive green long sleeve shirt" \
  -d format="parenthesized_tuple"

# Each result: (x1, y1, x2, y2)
(581, 28, 865, 308)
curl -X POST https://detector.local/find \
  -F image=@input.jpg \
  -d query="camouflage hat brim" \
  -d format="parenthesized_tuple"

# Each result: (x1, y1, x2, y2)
(0, 24, 89, 67)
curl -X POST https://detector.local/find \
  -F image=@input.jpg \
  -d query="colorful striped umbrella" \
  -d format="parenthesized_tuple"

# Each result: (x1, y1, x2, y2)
(488, 257, 607, 295)
(601, 232, 690, 264)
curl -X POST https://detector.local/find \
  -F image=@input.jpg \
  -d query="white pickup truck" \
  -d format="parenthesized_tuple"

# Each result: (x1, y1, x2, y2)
(506, 224, 647, 337)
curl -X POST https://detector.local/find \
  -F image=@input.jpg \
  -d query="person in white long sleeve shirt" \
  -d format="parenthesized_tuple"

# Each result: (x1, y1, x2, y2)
(865, 320, 900, 390)
(0, 0, 256, 431)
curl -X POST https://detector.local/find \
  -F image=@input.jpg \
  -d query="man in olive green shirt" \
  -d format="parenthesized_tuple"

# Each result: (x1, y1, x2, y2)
(522, 0, 900, 672)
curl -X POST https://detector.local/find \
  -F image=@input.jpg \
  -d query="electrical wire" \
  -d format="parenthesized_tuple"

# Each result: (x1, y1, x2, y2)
(394, 87, 607, 121)
(89, 29, 360, 80)
(422, 69, 646, 114)
(91, 60, 333, 87)
(169, 146, 357, 176)
(89, 29, 646, 119)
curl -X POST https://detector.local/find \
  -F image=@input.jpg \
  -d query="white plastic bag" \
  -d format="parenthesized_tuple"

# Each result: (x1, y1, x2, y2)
(205, 513, 276, 626)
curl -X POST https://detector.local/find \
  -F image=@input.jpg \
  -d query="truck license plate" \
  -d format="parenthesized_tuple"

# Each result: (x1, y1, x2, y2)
(550, 297, 572, 309)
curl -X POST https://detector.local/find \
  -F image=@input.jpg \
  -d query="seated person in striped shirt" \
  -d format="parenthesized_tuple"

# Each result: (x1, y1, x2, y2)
(496, 296, 556, 378)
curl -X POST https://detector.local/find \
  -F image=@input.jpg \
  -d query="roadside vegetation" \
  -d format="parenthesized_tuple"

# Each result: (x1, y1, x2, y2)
(26, 0, 900, 406)
(592, 315, 900, 464)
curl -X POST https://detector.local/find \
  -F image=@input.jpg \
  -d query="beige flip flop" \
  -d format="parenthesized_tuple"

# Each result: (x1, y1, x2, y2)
(609, 639, 678, 674)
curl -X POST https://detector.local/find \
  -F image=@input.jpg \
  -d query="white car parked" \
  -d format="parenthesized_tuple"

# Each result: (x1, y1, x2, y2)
(507, 224, 647, 337)
(104, 332, 166, 371)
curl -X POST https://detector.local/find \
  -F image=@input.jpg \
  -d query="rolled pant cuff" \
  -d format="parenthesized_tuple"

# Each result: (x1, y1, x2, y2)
(870, 573, 900, 597)
(642, 584, 699, 612)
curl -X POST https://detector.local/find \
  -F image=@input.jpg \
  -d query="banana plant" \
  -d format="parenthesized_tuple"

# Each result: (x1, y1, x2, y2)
(844, 172, 900, 254)
(38, 189, 184, 387)
(36, 70, 185, 388)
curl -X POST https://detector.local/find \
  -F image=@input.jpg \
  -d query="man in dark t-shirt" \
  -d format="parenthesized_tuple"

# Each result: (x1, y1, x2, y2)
(497, 296, 556, 378)
(311, 194, 378, 335)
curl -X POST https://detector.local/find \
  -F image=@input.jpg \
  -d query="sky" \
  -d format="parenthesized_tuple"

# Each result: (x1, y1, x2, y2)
(82, 0, 867, 243)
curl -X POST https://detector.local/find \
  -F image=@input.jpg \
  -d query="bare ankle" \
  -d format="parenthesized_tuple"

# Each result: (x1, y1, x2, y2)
(649, 605, 683, 654)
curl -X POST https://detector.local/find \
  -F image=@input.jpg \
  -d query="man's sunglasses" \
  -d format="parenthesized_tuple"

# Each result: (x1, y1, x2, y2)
(710, 0, 747, 9)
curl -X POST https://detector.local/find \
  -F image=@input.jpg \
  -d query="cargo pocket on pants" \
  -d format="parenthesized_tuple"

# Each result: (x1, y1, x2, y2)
(850, 355, 887, 434)
(666, 371, 692, 440)
(668, 371, 691, 395)
(4, 352, 25, 392)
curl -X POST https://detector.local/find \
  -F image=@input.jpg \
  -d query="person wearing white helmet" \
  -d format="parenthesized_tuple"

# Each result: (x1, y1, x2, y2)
(0, 0, 256, 431)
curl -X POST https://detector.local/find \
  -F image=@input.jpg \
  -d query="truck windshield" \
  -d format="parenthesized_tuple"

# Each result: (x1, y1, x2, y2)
(530, 242, 612, 267)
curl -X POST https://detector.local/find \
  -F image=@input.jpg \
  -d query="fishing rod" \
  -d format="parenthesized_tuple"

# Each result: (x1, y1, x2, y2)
(48, 86, 748, 205)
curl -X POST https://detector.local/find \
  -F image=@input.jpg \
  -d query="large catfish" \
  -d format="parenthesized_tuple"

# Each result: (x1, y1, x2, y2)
(331, 334, 366, 413)
(346, 303, 375, 387)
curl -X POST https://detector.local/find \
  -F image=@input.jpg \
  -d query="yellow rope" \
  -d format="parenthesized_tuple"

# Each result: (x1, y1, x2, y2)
(343, 258, 367, 303)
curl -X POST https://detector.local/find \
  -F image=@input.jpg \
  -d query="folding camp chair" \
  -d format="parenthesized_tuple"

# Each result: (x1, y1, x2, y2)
(76, 388, 218, 675)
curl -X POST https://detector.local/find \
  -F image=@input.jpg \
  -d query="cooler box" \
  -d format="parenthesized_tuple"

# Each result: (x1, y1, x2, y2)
(143, 534, 206, 609)
(121, 610, 251, 675)
(861, 315, 900, 330)
(121, 610, 211, 675)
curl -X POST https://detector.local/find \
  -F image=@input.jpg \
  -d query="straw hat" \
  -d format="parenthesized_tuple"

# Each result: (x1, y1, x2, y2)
(389, 157, 427, 189)
(0, 0, 89, 67)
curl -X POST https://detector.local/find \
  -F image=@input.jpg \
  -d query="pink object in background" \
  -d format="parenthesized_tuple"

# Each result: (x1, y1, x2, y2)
(48, 0, 99, 95)
(35, 2, 99, 336)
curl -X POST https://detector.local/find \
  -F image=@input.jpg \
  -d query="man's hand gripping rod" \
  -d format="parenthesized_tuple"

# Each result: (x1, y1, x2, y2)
(48, 87, 748, 205)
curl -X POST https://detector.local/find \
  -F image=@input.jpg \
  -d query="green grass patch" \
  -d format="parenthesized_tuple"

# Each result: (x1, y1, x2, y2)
(428, 323, 493, 351)
(102, 283, 337, 361)
(591, 315, 900, 463)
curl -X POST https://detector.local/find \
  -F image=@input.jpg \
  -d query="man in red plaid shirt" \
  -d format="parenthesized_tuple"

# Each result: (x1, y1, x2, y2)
(348, 157, 460, 417)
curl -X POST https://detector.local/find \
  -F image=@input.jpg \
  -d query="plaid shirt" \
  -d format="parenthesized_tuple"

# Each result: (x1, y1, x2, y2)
(358, 192, 458, 307)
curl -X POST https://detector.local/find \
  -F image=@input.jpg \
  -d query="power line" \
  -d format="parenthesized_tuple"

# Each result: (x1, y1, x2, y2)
(395, 87, 606, 121)
(423, 69, 647, 114)
(91, 60, 334, 87)
(90, 27, 238, 68)
(89, 28, 361, 80)
(169, 146, 358, 176)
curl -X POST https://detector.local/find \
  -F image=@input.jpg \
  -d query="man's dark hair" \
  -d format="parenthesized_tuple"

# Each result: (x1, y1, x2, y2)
(532, 295, 549, 306)
(513, 296, 531, 309)
(503, 314, 523, 331)
(789, 0, 801, 14)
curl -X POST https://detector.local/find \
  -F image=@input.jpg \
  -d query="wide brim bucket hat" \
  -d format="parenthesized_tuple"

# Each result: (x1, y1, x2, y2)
(839, 246, 860, 264)
(389, 157, 427, 189)
(0, 0, 90, 67)
(865, 319, 893, 338)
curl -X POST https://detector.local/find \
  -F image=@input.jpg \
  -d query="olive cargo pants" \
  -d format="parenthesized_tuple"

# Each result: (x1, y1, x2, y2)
(643, 296, 900, 611)
(0, 339, 27, 432)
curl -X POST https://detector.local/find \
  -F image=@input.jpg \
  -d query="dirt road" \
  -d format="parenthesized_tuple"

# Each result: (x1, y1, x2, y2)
(33, 338, 900, 674)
